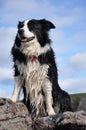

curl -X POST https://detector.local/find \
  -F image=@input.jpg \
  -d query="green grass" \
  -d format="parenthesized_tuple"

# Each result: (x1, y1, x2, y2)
(70, 93, 86, 111)
(71, 93, 86, 99)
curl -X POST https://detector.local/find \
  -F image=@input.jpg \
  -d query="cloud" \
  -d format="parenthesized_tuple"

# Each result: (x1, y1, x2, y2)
(0, 27, 16, 87)
(70, 52, 86, 70)
(0, 0, 85, 28)
(0, 0, 57, 25)
(0, 66, 14, 87)
(0, 89, 9, 98)
(0, 27, 16, 66)
(59, 78, 86, 94)
(1, 79, 14, 87)
(57, 52, 86, 84)
(66, 31, 86, 47)
(50, 5, 86, 28)
(0, 67, 13, 79)
(0, 88, 12, 98)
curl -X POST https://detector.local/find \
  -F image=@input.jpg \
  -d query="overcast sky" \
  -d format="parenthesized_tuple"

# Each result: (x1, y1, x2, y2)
(0, 0, 86, 98)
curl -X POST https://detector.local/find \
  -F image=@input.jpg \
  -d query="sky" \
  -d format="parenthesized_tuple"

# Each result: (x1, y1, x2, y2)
(0, 0, 86, 98)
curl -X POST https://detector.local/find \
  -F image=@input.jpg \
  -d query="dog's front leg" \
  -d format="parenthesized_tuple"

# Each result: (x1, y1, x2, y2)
(11, 76, 23, 102)
(43, 80, 55, 116)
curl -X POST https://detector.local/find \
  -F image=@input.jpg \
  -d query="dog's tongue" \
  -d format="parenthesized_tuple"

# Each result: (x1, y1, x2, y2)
(21, 37, 27, 42)
(21, 36, 35, 42)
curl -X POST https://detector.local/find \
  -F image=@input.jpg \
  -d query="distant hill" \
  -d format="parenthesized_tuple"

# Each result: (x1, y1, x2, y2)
(71, 93, 86, 111)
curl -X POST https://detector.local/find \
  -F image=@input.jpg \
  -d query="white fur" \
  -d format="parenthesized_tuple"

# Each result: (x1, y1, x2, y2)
(23, 20, 34, 38)
(11, 76, 24, 102)
(20, 37, 51, 56)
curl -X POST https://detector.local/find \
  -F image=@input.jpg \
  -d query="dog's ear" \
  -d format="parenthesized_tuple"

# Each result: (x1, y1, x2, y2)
(17, 21, 24, 28)
(39, 19, 55, 30)
(17, 21, 21, 28)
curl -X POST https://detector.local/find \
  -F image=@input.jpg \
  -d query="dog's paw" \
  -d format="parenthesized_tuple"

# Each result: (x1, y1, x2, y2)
(51, 114, 64, 124)
(11, 97, 17, 102)
(47, 109, 56, 116)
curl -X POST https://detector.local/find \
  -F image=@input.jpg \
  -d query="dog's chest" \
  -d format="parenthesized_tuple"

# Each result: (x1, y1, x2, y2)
(16, 58, 49, 82)
(16, 58, 49, 116)
(16, 58, 39, 77)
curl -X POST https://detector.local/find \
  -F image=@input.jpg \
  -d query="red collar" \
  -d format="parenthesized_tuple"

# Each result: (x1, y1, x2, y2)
(29, 56, 38, 62)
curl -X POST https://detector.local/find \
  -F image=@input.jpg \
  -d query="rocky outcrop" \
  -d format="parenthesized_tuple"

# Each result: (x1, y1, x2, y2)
(0, 98, 86, 130)
(0, 98, 32, 130)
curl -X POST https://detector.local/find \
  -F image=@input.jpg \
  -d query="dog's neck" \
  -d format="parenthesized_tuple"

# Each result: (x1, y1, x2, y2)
(19, 38, 51, 59)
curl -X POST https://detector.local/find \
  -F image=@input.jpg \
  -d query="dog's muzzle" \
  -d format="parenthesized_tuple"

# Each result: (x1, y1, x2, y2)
(18, 29, 35, 43)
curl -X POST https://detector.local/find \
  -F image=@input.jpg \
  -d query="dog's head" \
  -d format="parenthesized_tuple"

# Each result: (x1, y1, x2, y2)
(17, 19, 55, 47)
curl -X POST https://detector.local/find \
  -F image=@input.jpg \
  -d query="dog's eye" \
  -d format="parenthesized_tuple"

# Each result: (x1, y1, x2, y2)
(18, 21, 24, 29)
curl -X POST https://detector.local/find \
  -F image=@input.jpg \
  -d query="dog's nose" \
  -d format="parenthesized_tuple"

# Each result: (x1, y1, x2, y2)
(18, 29, 24, 35)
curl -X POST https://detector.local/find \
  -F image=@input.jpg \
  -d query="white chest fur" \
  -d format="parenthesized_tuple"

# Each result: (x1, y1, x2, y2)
(16, 58, 53, 116)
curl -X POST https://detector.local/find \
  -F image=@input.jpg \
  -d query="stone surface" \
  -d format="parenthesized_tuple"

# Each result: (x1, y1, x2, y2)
(0, 98, 86, 130)
(0, 98, 32, 130)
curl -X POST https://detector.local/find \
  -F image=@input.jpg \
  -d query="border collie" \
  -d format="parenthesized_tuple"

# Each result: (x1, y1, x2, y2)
(11, 19, 72, 117)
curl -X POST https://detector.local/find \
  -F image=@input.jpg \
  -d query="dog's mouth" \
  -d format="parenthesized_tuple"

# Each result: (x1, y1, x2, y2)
(21, 36, 35, 43)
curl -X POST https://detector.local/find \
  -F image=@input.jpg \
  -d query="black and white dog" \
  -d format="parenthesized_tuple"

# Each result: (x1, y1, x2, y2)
(11, 19, 72, 117)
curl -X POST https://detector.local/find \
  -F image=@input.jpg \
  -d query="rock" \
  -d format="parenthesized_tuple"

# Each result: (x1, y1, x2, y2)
(34, 111, 86, 130)
(0, 98, 86, 130)
(0, 98, 32, 130)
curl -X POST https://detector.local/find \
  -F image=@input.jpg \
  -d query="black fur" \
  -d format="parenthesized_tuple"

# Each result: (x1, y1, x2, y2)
(11, 46, 27, 64)
(11, 19, 72, 116)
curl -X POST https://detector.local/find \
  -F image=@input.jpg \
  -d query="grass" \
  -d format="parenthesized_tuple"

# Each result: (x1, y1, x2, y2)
(70, 93, 86, 111)
(71, 93, 86, 99)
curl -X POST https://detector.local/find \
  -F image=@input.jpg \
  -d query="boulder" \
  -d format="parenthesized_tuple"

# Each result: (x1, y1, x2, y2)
(0, 98, 86, 130)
